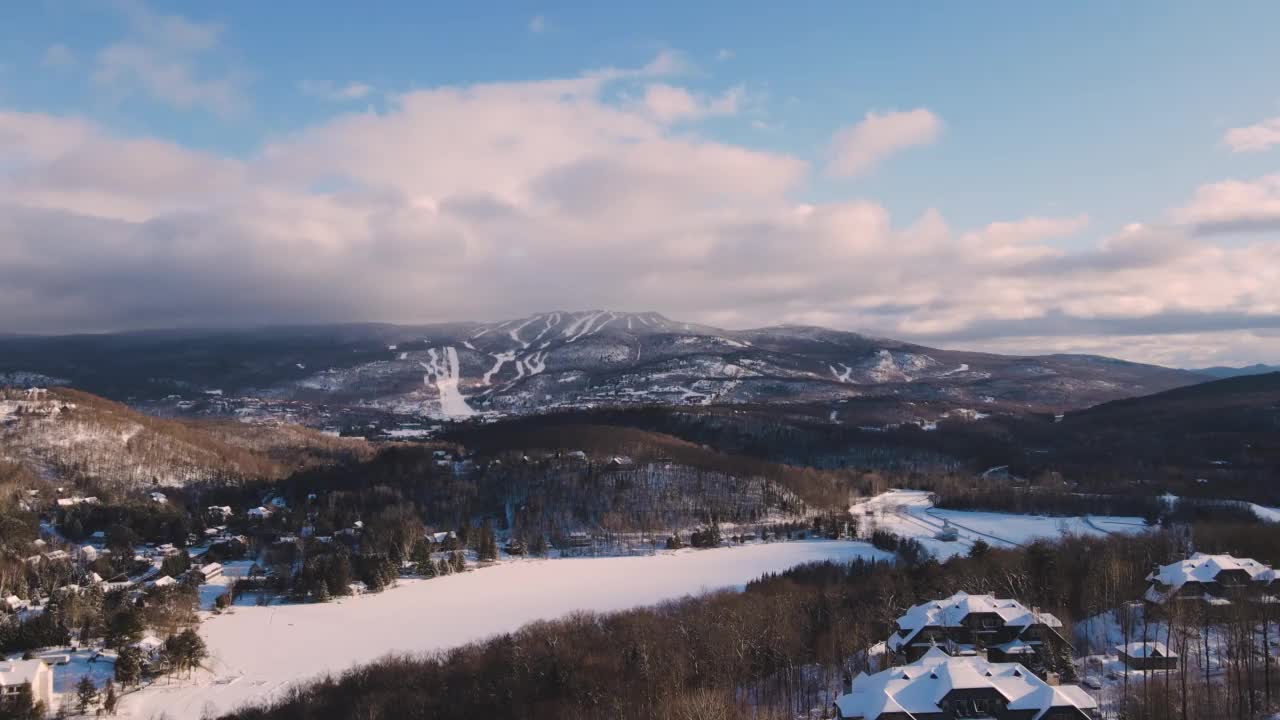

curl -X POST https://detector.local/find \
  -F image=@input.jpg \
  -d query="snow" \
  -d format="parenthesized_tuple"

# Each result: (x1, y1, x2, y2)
(851, 490, 1145, 559)
(1250, 503, 1280, 523)
(419, 347, 475, 418)
(482, 350, 518, 385)
(121, 541, 888, 718)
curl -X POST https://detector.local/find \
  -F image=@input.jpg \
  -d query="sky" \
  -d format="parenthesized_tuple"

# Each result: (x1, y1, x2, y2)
(2, 1, 1280, 367)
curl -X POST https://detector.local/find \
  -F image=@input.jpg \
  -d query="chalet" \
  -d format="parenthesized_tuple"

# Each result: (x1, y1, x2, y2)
(1116, 641, 1178, 671)
(79, 545, 99, 562)
(151, 575, 177, 589)
(1144, 553, 1276, 608)
(833, 648, 1098, 720)
(886, 592, 1068, 669)
(193, 563, 223, 582)
(0, 659, 53, 710)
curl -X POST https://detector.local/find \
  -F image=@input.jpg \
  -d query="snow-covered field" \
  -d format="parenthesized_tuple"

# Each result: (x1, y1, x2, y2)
(851, 490, 1147, 559)
(121, 540, 889, 718)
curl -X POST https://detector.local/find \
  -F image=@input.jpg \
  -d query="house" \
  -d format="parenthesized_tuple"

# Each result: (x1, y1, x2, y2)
(0, 659, 54, 710)
(1116, 641, 1178, 671)
(150, 491, 168, 504)
(248, 506, 273, 520)
(1144, 553, 1276, 609)
(193, 563, 223, 582)
(132, 636, 165, 666)
(935, 522, 960, 542)
(79, 545, 99, 562)
(886, 592, 1069, 669)
(207, 505, 233, 519)
(43, 550, 69, 562)
(2, 596, 26, 613)
(151, 575, 177, 588)
(834, 648, 1097, 720)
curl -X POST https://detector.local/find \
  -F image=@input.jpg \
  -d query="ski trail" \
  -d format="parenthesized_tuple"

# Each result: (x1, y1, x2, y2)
(482, 351, 518, 386)
(419, 347, 476, 418)
(507, 317, 537, 347)
(829, 363, 855, 382)
(531, 313, 558, 344)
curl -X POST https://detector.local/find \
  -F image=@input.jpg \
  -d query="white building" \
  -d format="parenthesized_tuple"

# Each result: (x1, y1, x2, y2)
(833, 648, 1098, 720)
(886, 591, 1067, 665)
(248, 506, 272, 520)
(0, 659, 54, 709)
(1144, 553, 1277, 607)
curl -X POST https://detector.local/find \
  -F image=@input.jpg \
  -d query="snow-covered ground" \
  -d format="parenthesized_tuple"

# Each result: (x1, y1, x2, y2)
(851, 490, 1147, 559)
(121, 540, 890, 718)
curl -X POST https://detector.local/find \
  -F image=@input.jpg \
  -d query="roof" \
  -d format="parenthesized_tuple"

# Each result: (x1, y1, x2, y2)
(0, 660, 48, 686)
(1116, 641, 1177, 659)
(834, 648, 1097, 720)
(1147, 553, 1276, 590)
(887, 592, 1062, 652)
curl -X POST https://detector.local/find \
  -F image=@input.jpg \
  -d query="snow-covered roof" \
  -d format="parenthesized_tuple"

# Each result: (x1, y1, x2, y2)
(0, 659, 48, 686)
(887, 592, 1062, 651)
(834, 648, 1097, 720)
(1146, 553, 1275, 590)
(1116, 641, 1176, 659)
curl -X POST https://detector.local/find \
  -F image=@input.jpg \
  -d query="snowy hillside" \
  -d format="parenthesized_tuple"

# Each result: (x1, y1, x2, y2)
(0, 311, 1203, 426)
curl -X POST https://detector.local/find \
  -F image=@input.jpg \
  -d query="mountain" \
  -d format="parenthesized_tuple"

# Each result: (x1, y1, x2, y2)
(0, 311, 1204, 431)
(1192, 363, 1280, 379)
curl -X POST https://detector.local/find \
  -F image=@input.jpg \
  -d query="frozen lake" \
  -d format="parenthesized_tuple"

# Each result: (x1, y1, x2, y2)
(122, 539, 891, 718)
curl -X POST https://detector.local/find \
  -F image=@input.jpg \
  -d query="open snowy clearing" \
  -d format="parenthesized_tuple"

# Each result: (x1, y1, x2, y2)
(121, 540, 890, 718)
(851, 490, 1147, 559)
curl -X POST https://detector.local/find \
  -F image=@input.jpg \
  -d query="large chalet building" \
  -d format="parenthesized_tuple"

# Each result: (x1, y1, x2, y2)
(1143, 553, 1277, 609)
(887, 592, 1069, 671)
(834, 648, 1098, 720)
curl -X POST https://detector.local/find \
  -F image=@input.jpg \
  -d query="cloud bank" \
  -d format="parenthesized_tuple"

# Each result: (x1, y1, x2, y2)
(2, 57, 1280, 367)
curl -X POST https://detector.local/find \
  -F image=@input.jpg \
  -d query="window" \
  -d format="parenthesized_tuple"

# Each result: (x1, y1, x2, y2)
(950, 697, 995, 717)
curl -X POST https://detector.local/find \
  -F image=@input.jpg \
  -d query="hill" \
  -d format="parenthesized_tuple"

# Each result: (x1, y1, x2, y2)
(0, 387, 374, 493)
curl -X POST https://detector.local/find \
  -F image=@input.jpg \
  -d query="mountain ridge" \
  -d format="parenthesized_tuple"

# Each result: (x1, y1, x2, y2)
(0, 310, 1206, 429)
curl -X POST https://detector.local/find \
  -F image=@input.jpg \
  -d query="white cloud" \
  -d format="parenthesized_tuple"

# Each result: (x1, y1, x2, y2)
(1225, 116, 1280, 153)
(715, 49, 734, 61)
(828, 108, 943, 178)
(42, 44, 76, 69)
(640, 84, 741, 122)
(300, 80, 374, 102)
(91, 1, 246, 116)
(1172, 174, 1280, 234)
(3, 56, 1280, 365)
(529, 15, 548, 33)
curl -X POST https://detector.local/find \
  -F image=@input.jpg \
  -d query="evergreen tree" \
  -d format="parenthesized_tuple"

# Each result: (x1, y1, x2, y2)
(114, 646, 144, 686)
(478, 522, 498, 562)
(75, 675, 99, 714)
(449, 550, 466, 574)
(102, 680, 119, 715)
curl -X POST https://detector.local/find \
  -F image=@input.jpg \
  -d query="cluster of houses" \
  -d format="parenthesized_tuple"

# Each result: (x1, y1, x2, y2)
(837, 552, 1280, 720)
(838, 592, 1097, 720)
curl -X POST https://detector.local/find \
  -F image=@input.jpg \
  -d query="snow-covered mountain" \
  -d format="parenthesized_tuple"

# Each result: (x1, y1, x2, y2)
(0, 311, 1203, 425)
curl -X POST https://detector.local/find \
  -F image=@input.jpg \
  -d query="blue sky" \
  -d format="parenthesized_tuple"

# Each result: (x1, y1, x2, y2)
(2, 1, 1280, 365)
